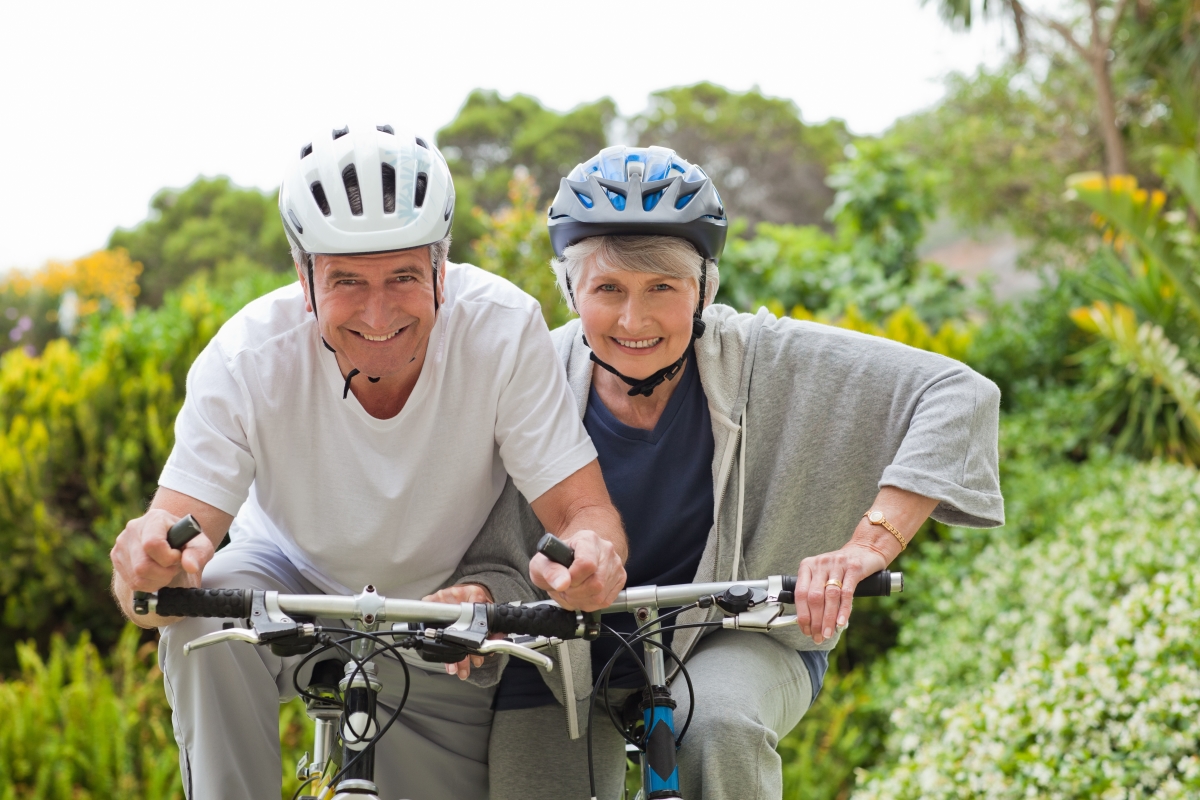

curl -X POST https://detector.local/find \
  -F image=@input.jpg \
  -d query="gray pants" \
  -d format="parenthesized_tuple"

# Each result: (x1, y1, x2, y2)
(489, 630, 813, 800)
(158, 538, 495, 800)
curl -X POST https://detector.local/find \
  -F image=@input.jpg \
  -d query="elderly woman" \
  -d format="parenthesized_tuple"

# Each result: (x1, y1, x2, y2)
(449, 146, 1003, 800)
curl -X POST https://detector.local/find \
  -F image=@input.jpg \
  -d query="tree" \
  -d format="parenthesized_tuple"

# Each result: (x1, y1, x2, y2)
(630, 83, 850, 231)
(108, 177, 292, 306)
(888, 64, 1101, 244)
(929, 0, 1134, 175)
(437, 90, 616, 262)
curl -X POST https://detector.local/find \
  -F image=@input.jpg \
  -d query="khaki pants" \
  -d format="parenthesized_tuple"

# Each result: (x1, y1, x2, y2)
(489, 629, 813, 800)
(158, 538, 495, 800)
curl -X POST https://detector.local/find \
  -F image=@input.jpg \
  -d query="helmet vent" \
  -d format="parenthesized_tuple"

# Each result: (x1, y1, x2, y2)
(381, 164, 397, 213)
(342, 164, 363, 216)
(310, 182, 332, 216)
(332, 126, 349, 140)
(376, 124, 394, 135)
(675, 189, 699, 210)
(415, 137, 429, 150)
(300, 142, 313, 159)
(414, 172, 428, 208)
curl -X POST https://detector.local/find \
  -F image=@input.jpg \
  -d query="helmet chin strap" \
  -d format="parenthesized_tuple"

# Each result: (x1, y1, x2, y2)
(567, 261, 707, 398)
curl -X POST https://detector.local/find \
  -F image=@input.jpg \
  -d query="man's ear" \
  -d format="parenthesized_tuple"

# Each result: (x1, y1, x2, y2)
(295, 257, 313, 314)
(436, 258, 446, 306)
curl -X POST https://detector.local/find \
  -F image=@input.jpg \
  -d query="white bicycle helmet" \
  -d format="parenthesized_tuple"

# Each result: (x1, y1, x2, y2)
(279, 121, 454, 256)
(279, 122, 456, 399)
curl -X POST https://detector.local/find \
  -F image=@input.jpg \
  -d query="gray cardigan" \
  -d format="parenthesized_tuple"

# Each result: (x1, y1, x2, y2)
(450, 304, 1004, 737)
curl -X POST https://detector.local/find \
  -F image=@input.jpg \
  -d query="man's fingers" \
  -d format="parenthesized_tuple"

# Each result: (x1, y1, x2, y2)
(143, 530, 183, 569)
(179, 537, 214, 576)
(530, 553, 572, 593)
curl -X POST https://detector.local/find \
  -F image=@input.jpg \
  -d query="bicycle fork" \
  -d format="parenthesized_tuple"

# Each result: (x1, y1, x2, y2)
(634, 606, 681, 800)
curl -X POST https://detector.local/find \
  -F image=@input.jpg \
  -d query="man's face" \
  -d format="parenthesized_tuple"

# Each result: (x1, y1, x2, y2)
(298, 247, 441, 380)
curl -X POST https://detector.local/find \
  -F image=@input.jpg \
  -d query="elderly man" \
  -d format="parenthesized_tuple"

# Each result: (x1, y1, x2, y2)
(108, 122, 626, 800)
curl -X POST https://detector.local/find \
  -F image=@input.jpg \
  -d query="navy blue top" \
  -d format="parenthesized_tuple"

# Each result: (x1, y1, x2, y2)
(494, 354, 828, 710)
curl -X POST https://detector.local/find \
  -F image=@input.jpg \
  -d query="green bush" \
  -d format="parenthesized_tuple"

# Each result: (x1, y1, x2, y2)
(0, 626, 312, 800)
(0, 271, 293, 667)
(853, 459, 1200, 798)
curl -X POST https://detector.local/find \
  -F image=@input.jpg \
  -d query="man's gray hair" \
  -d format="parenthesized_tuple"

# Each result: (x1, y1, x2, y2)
(552, 235, 719, 315)
(290, 234, 453, 276)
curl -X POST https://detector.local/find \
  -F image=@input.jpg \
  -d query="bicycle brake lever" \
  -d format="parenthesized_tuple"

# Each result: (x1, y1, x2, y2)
(476, 639, 555, 672)
(183, 626, 261, 654)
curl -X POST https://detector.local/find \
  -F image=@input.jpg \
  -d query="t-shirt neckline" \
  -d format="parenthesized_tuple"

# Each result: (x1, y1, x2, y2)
(587, 352, 696, 445)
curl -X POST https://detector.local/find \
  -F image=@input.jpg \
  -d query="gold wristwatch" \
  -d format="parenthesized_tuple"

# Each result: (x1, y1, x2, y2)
(864, 510, 907, 550)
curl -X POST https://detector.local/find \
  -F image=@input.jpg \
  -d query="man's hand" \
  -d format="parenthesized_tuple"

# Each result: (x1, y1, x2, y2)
(110, 508, 215, 625)
(109, 487, 233, 628)
(529, 529, 625, 612)
(529, 460, 628, 612)
(422, 583, 494, 680)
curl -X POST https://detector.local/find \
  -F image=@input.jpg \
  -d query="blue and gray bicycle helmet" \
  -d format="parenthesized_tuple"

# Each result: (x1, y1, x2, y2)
(548, 147, 728, 397)
(547, 146, 728, 261)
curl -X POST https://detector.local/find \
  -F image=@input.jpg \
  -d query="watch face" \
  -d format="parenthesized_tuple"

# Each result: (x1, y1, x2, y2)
(868, 511, 884, 524)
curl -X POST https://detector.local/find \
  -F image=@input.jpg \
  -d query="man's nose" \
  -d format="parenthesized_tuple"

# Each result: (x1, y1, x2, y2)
(360, 287, 393, 329)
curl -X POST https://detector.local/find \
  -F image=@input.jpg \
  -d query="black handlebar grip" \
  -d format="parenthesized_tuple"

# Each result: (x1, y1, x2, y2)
(154, 587, 252, 618)
(536, 533, 575, 569)
(853, 570, 898, 597)
(777, 571, 898, 603)
(488, 603, 581, 640)
(167, 514, 204, 550)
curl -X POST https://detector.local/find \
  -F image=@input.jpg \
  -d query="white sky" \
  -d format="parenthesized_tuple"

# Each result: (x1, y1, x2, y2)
(0, 1, 1010, 270)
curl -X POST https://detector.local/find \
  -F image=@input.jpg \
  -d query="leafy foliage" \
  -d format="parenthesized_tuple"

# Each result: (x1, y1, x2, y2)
(889, 65, 1100, 245)
(630, 82, 850, 230)
(0, 625, 312, 799)
(0, 249, 143, 355)
(854, 460, 1200, 798)
(108, 177, 292, 307)
(1066, 155, 1200, 462)
(437, 90, 616, 263)
(0, 271, 293, 668)
(719, 140, 967, 326)
(469, 175, 568, 329)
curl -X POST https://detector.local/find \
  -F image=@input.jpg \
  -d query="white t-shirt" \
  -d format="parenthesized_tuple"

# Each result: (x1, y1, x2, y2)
(159, 263, 597, 599)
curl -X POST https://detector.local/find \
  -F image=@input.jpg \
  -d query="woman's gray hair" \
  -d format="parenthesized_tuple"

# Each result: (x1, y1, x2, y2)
(552, 235, 720, 315)
(290, 234, 453, 275)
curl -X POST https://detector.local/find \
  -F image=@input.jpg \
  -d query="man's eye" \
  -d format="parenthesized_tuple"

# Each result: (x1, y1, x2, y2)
(652, 283, 673, 291)
(598, 284, 618, 292)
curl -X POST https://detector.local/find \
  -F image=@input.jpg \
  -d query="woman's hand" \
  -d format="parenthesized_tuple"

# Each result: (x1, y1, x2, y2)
(795, 543, 889, 644)
(422, 583, 494, 680)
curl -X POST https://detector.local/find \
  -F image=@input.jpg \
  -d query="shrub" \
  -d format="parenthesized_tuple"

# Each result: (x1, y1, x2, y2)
(0, 626, 312, 799)
(854, 460, 1200, 798)
(0, 271, 293, 666)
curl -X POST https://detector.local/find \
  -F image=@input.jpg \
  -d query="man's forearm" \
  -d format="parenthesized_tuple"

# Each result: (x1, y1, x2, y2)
(561, 502, 627, 562)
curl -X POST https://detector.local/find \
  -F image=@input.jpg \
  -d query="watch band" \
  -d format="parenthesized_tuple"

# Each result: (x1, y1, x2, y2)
(863, 509, 907, 550)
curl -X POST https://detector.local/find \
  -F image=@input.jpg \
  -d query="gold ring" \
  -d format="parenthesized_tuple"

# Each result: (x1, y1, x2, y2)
(825, 579, 843, 590)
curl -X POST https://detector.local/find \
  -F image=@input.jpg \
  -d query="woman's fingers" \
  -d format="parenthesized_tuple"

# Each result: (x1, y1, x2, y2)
(794, 561, 814, 636)
(795, 551, 864, 644)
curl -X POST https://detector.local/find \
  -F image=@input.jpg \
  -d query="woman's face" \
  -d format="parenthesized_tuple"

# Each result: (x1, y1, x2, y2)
(575, 263, 698, 379)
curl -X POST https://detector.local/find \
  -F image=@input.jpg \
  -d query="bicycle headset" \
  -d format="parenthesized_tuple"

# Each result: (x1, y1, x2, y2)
(547, 145, 728, 397)
(278, 122, 455, 399)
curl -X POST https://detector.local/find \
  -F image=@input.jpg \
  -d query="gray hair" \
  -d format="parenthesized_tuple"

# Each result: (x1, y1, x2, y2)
(552, 235, 719, 315)
(290, 234, 453, 276)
